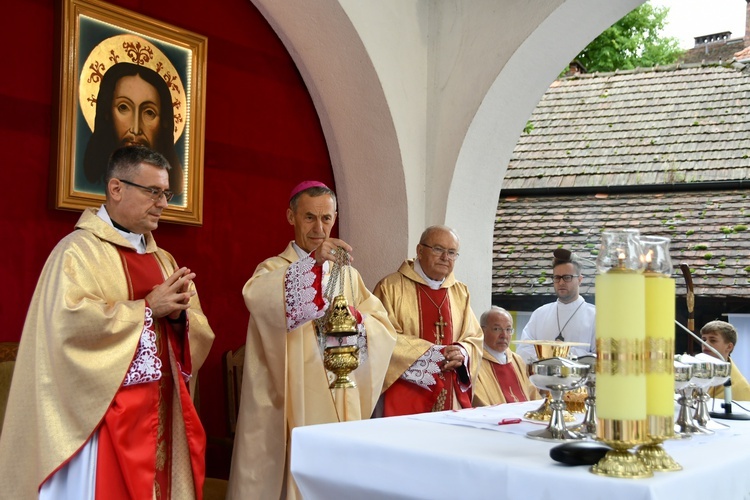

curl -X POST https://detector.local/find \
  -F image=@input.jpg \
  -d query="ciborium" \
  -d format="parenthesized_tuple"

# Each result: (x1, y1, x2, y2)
(526, 357, 589, 441)
(515, 340, 589, 422)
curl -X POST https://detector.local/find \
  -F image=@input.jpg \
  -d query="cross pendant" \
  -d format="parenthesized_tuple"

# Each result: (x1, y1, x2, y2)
(434, 315, 447, 345)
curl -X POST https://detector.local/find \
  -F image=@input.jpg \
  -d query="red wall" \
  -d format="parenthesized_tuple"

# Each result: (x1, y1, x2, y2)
(1, 0, 333, 475)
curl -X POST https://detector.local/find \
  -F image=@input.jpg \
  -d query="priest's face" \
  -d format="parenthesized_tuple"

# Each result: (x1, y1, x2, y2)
(417, 228, 459, 281)
(552, 262, 582, 304)
(482, 310, 514, 353)
(287, 193, 337, 253)
(108, 162, 170, 234)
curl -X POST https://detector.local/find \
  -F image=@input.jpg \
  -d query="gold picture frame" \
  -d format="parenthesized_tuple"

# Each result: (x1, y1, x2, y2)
(54, 0, 207, 225)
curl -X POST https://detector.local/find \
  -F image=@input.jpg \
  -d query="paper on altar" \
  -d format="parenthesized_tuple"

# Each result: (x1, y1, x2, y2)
(408, 401, 583, 436)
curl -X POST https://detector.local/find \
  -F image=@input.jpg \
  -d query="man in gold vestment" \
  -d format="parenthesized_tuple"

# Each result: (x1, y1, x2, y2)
(227, 181, 396, 500)
(474, 306, 540, 406)
(701, 320, 750, 401)
(374, 225, 483, 416)
(0, 146, 214, 499)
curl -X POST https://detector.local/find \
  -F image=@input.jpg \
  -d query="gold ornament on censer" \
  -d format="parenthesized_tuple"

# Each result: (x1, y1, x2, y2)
(316, 248, 360, 389)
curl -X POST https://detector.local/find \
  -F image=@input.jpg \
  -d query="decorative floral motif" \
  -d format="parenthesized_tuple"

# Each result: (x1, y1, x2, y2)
(285, 257, 324, 331)
(123, 307, 162, 387)
(401, 345, 445, 389)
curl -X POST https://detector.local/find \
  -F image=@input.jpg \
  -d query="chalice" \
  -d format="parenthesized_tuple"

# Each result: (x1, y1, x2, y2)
(691, 353, 731, 431)
(674, 355, 714, 436)
(570, 354, 597, 437)
(526, 357, 589, 441)
(515, 340, 589, 422)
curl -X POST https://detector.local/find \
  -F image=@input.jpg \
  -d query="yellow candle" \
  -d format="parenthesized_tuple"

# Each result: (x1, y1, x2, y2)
(596, 271, 646, 421)
(645, 274, 676, 419)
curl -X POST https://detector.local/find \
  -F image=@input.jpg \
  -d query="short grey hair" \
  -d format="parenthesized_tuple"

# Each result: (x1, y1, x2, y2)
(480, 305, 512, 327)
(105, 146, 170, 186)
(419, 225, 460, 245)
(289, 186, 337, 212)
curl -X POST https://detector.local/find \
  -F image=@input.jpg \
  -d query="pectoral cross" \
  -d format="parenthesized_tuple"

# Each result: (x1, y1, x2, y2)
(435, 315, 447, 345)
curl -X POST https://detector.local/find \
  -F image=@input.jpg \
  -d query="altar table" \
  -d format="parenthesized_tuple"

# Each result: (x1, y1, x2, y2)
(291, 400, 750, 499)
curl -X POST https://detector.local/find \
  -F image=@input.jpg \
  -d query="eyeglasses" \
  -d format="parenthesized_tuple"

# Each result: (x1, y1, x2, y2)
(488, 327, 514, 334)
(552, 274, 579, 283)
(420, 244, 459, 260)
(118, 179, 174, 202)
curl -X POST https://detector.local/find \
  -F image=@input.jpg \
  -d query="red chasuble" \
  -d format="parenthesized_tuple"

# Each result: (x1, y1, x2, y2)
(491, 362, 528, 403)
(384, 285, 472, 416)
(95, 249, 206, 500)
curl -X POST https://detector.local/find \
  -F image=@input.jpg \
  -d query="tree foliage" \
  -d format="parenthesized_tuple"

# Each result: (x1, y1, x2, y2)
(574, 3, 683, 73)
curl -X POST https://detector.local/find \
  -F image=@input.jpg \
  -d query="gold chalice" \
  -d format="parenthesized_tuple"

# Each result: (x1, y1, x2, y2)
(514, 340, 590, 422)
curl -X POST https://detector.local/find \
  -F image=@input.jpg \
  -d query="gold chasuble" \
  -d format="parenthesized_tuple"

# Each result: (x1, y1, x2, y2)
(374, 259, 483, 415)
(473, 348, 541, 407)
(0, 209, 214, 499)
(227, 242, 396, 500)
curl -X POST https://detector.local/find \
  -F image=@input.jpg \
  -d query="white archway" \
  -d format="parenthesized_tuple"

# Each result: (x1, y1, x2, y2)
(250, 0, 644, 309)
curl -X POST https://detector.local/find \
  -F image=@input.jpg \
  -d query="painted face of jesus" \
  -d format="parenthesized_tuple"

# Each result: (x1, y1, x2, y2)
(112, 74, 162, 150)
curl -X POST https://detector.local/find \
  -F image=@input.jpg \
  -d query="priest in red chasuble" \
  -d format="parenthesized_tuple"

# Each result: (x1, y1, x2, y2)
(0, 146, 215, 499)
(227, 182, 396, 500)
(374, 225, 483, 416)
(474, 306, 540, 406)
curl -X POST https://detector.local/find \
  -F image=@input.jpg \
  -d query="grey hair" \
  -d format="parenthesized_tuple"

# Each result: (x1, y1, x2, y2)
(105, 146, 170, 186)
(290, 186, 337, 212)
(419, 225, 460, 245)
(480, 305, 511, 327)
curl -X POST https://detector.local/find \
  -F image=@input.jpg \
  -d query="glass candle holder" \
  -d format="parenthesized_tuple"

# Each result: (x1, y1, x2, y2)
(638, 235, 680, 471)
(592, 229, 651, 478)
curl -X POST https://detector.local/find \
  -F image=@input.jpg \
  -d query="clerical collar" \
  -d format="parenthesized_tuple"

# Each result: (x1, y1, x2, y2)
(487, 346, 508, 364)
(414, 259, 444, 290)
(97, 205, 147, 254)
(293, 242, 329, 274)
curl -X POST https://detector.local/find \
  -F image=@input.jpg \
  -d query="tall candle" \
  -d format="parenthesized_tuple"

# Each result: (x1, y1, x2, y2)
(641, 234, 676, 439)
(596, 271, 647, 421)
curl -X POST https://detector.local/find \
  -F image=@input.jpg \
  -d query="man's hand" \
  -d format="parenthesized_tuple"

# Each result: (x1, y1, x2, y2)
(146, 267, 196, 319)
(441, 344, 465, 372)
(314, 238, 353, 266)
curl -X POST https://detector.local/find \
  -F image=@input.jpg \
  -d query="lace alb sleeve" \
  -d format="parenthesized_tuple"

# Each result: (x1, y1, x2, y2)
(284, 256, 325, 331)
(123, 307, 162, 387)
(400, 344, 445, 390)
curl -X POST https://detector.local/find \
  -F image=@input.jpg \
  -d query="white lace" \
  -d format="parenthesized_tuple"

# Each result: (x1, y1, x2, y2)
(401, 345, 445, 390)
(285, 257, 325, 331)
(123, 307, 162, 387)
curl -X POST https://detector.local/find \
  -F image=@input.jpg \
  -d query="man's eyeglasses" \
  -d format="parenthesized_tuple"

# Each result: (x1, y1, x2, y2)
(118, 179, 174, 202)
(488, 327, 514, 334)
(552, 274, 579, 283)
(421, 244, 459, 261)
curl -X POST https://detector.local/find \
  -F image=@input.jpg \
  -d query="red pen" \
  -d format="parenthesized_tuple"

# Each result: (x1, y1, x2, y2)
(498, 418, 522, 425)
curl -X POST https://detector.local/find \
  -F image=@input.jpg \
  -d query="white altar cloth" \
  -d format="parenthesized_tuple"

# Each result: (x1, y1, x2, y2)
(291, 400, 750, 500)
